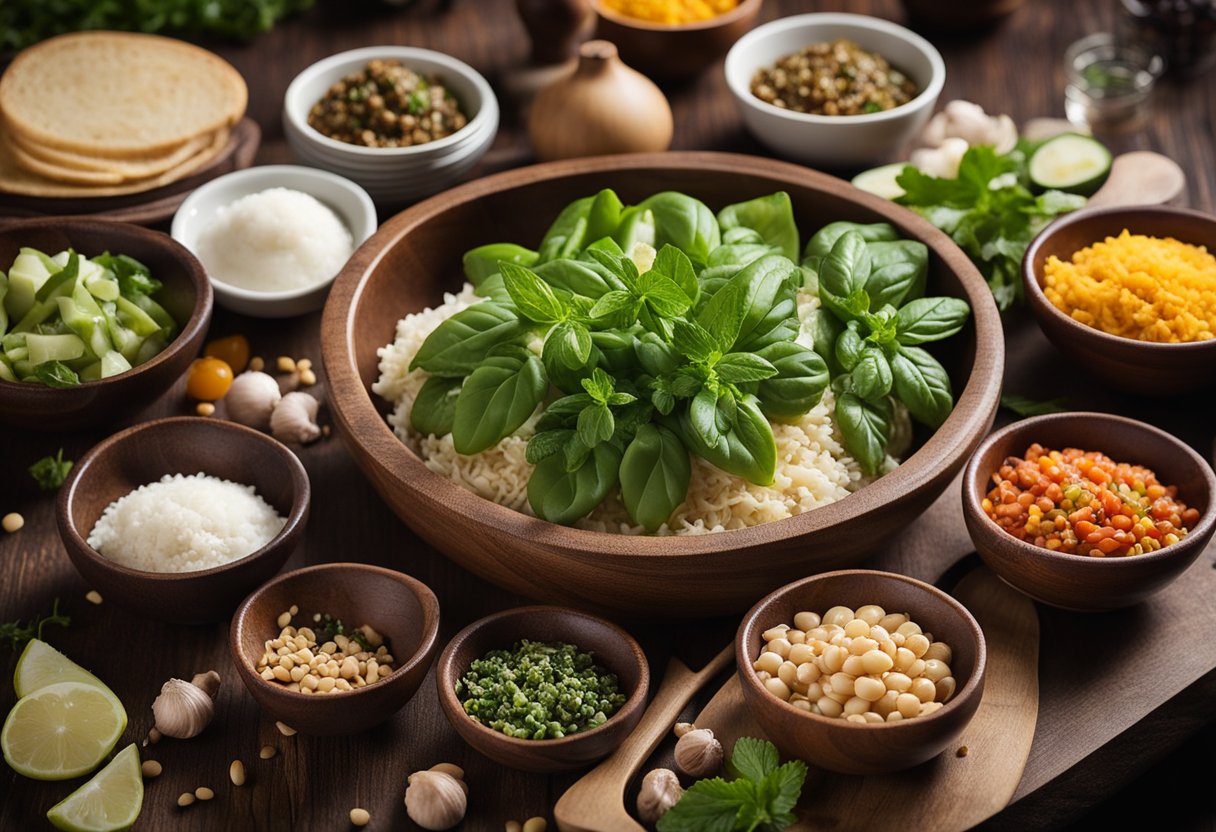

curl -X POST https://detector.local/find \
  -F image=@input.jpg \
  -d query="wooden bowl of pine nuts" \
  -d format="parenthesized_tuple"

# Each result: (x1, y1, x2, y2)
(735, 569, 986, 774)
(230, 562, 440, 735)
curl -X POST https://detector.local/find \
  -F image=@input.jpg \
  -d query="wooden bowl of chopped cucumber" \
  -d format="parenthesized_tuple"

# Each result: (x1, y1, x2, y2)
(0, 217, 212, 431)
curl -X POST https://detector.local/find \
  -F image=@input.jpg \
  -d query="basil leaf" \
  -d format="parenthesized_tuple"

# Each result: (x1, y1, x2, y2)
(635, 332, 679, 376)
(651, 383, 676, 416)
(714, 352, 778, 384)
(534, 259, 620, 298)
(671, 320, 718, 363)
(546, 348, 602, 395)
(724, 255, 799, 351)
(588, 289, 638, 321)
(836, 392, 891, 476)
(669, 370, 704, 399)
(409, 302, 527, 376)
(679, 393, 777, 486)
(528, 443, 622, 525)
(526, 428, 574, 464)
(538, 196, 593, 262)
(563, 433, 592, 472)
(451, 354, 547, 454)
(637, 270, 692, 319)
(754, 342, 829, 419)
(580, 367, 617, 403)
(851, 345, 893, 402)
(690, 385, 720, 447)
(715, 387, 737, 431)
(803, 221, 900, 263)
(462, 243, 538, 286)
(716, 191, 800, 261)
(585, 188, 624, 243)
(544, 319, 593, 371)
(620, 424, 691, 532)
(613, 206, 656, 252)
(577, 403, 615, 448)
(722, 226, 765, 245)
(865, 240, 928, 308)
(812, 307, 845, 377)
(32, 360, 79, 388)
(895, 296, 971, 345)
(651, 244, 699, 303)
(733, 296, 798, 353)
(891, 346, 954, 428)
(473, 273, 512, 303)
(819, 231, 870, 301)
(835, 324, 865, 371)
(696, 283, 745, 354)
(500, 262, 568, 324)
(587, 247, 640, 286)
(637, 192, 721, 265)
(410, 375, 463, 437)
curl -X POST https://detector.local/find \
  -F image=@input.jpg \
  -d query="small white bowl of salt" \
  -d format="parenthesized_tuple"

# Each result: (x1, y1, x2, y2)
(172, 165, 377, 318)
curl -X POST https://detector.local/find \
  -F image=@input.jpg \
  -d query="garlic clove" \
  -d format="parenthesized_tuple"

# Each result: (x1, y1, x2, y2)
(271, 391, 321, 445)
(404, 769, 467, 830)
(225, 371, 281, 430)
(637, 767, 683, 824)
(152, 676, 216, 739)
(673, 726, 723, 778)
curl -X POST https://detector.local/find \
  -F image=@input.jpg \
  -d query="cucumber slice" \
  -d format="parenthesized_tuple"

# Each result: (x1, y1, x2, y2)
(100, 351, 132, 379)
(26, 333, 85, 365)
(852, 163, 909, 200)
(1029, 134, 1112, 196)
(6, 251, 55, 321)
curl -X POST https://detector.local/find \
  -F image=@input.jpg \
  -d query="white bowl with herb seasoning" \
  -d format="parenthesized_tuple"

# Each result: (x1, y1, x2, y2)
(724, 13, 945, 168)
(282, 46, 499, 204)
(171, 165, 376, 318)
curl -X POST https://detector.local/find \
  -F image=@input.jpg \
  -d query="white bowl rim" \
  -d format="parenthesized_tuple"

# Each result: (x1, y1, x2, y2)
(724, 12, 947, 125)
(283, 45, 498, 159)
(171, 164, 378, 304)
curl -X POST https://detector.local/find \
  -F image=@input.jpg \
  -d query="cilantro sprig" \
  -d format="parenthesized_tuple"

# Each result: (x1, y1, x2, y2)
(0, 598, 70, 651)
(657, 737, 807, 832)
(29, 448, 73, 491)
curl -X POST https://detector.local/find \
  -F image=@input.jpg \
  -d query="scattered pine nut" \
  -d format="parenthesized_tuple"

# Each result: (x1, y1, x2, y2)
(957, 746, 969, 758)
(289, 604, 299, 616)
(177, 793, 195, 808)
(229, 759, 246, 786)
(350, 808, 371, 827)
(85, 590, 103, 605)
(141, 760, 162, 778)
(275, 721, 297, 736)
(296, 358, 312, 371)
(259, 745, 277, 759)
(299, 369, 317, 387)
(195, 787, 214, 801)
(276, 356, 296, 373)
(249, 356, 265, 372)
(147, 728, 162, 746)
(523, 819, 547, 832)
(276, 611, 292, 628)
(195, 402, 216, 417)
(506, 822, 522, 832)
(2, 512, 23, 533)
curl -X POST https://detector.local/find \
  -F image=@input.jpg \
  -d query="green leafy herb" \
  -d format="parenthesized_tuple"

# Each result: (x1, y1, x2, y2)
(32, 361, 79, 388)
(657, 737, 807, 832)
(1000, 394, 1068, 417)
(28, 448, 73, 491)
(0, 598, 70, 651)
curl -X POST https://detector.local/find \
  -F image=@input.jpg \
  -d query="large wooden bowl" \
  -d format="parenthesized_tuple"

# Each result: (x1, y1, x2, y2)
(320, 152, 1004, 616)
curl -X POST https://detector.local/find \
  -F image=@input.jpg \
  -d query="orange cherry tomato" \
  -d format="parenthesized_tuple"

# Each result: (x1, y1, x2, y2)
(203, 334, 251, 373)
(187, 357, 234, 401)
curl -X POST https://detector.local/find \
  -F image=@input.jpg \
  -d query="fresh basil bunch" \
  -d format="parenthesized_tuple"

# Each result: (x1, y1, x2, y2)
(801, 222, 970, 476)
(408, 189, 830, 530)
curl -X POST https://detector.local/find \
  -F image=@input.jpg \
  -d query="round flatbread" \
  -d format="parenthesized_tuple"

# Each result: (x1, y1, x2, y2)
(0, 31, 247, 158)
(9, 130, 216, 178)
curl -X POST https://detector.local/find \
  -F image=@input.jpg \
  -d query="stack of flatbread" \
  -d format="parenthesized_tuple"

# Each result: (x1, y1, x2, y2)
(0, 31, 248, 198)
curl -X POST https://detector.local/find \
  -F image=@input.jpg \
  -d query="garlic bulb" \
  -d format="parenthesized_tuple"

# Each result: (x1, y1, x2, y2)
(152, 673, 219, 739)
(271, 391, 321, 444)
(637, 768, 683, 824)
(404, 769, 467, 830)
(225, 371, 281, 429)
(674, 727, 723, 777)
(918, 100, 1018, 155)
(528, 40, 672, 161)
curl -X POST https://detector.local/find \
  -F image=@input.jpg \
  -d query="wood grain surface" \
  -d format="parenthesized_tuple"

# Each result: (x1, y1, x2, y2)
(694, 568, 1040, 832)
(1, 0, 1214, 830)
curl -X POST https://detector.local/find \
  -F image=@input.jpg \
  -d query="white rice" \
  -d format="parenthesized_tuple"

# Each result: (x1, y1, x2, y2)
(373, 283, 911, 535)
(88, 473, 286, 572)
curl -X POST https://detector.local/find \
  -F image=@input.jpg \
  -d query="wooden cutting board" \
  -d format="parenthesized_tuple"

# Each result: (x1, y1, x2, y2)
(695, 567, 1039, 832)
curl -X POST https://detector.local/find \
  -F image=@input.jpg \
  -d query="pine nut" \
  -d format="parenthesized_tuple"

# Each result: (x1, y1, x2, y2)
(141, 760, 162, 778)
(196, 402, 215, 417)
(277, 611, 292, 629)
(85, 590, 103, 605)
(299, 369, 317, 386)
(177, 793, 195, 807)
(275, 721, 296, 736)
(350, 808, 371, 827)
(2, 513, 24, 533)
(276, 356, 296, 373)
(523, 818, 547, 832)
(259, 745, 277, 760)
(229, 760, 246, 786)
(195, 787, 214, 800)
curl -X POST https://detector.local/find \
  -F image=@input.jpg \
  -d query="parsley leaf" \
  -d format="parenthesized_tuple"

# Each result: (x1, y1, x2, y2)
(0, 598, 70, 651)
(29, 448, 73, 491)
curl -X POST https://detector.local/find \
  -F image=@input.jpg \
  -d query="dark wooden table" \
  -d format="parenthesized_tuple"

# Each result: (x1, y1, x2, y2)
(3, 1, 1215, 830)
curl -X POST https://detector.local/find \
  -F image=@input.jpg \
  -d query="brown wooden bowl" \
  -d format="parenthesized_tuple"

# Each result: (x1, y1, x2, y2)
(1023, 205, 1216, 394)
(962, 411, 1216, 611)
(434, 606, 649, 773)
(590, 0, 763, 79)
(230, 563, 440, 736)
(56, 416, 308, 623)
(0, 217, 212, 431)
(736, 569, 987, 774)
(320, 151, 1004, 616)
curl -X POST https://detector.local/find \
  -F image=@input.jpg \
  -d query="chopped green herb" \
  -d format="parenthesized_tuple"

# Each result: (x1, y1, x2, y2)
(657, 737, 807, 832)
(32, 361, 79, 388)
(1000, 394, 1068, 417)
(0, 598, 70, 651)
(29, 448, 73, 491)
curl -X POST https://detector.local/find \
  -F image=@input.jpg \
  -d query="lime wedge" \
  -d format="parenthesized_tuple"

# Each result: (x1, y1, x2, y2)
(47, 744, 143, 832)
(15, 640, 108, 699)
(2, 681, 127, 780)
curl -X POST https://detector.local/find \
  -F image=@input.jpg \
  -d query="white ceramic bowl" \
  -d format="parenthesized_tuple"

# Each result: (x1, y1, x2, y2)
(171, 165, 377, 318)
(283, 46, 499, 204)
(724, 13, 945, 168)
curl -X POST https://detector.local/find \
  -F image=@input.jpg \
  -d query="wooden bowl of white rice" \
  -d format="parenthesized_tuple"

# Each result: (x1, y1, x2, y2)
(57, 416, 310, 623)
(320, 152, 1004, 616)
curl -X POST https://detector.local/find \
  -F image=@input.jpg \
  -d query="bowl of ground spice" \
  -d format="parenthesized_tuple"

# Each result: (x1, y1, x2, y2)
(435, 605, 649, 772)
(724, 13, 945, 167)
(962, 411, 1216, 611)
(1024, 205, 1216, 393)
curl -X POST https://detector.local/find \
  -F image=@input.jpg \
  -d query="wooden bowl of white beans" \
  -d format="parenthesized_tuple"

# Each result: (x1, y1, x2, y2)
(735, 569, 986, 774)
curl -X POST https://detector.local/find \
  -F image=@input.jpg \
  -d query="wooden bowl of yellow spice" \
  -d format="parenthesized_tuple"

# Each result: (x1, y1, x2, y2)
(1024, 205, 1216, 395)
(591, 0, 763, 79)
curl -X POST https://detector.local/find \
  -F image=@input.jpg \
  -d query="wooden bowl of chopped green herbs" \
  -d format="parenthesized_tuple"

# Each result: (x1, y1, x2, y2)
(0, 217, 212, 431)
(435, 605, 649, 772)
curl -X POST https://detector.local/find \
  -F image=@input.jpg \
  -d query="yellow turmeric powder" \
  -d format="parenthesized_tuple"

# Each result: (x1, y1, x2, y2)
(1043, 230, 1216, 343)
(601, 0, 739, 25)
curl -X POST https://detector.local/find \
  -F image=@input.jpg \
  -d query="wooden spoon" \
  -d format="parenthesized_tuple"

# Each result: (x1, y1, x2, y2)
(554, 644, 734, 832)
(1088, 151, 1186, 208)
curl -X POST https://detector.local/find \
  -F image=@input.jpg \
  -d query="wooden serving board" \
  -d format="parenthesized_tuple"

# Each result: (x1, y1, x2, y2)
(0, 118, 261, 226)
(695, 568, 1040, 832)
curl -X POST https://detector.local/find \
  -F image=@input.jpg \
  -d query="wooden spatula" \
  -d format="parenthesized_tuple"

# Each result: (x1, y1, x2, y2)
(1088, 151, 1186, 208)
(554, 644, 734, 832)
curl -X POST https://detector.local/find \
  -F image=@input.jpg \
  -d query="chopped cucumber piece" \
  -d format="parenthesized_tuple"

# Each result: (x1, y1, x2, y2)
(0, 271, 8, 337)
(0, 356, 15, 382)
(35, 252, 79, 303)
(7, 347, 29, 362)
(1029, 134, 1112, 196)
(78, 362, 101, 382)
(852, 163, 909, 200)
(112, 296, 160, 337)
(3, 332, 26, 353)
(100, 351, 132, 379)
(85, 274, 120, 303)
(134, 332, 167, 366)
(26, 333, 85, 365)
(7, 251, 55, 320)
